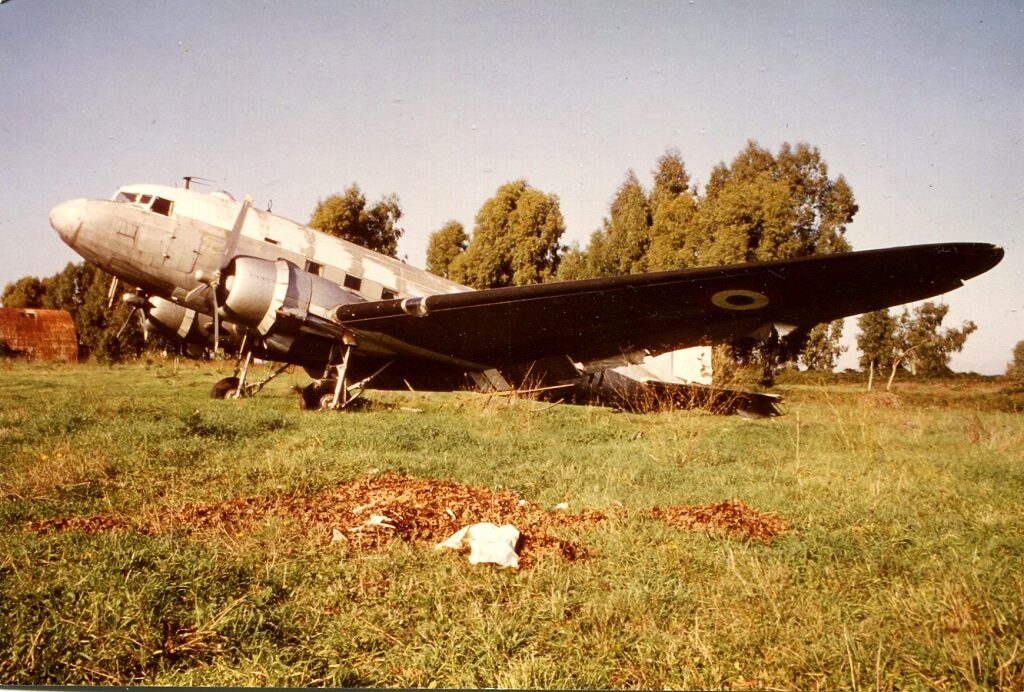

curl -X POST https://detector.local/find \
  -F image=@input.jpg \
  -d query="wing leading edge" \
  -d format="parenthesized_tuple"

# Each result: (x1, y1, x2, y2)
(331, 243, 1003, 369)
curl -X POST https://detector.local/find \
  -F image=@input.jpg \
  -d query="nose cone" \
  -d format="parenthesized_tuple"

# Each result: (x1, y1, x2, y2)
(49, 199, 86, 245)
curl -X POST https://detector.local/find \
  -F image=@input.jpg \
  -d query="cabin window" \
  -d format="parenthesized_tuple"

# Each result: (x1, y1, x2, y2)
(343, 275, 362, 291)
(150, 197, 173, 216)
(115, 192, 139, 203)
(264, 237, 279, 246)
(381, 288, 397, 300)
(139, 194, 153, 205)
(305, 260, 323, 276)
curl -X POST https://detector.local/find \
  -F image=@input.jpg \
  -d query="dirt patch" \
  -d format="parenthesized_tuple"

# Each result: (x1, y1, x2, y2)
(28, 473, 602, 569)
(28, 474, 788, 565)
(651, 500, 789, 543)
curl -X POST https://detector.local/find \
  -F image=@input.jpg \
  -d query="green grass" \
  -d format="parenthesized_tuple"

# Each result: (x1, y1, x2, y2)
(1, 360, 1022, 688)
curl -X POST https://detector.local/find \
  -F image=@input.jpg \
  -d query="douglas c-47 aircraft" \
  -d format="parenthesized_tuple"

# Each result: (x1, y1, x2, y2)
(48, 181, 1003, 415)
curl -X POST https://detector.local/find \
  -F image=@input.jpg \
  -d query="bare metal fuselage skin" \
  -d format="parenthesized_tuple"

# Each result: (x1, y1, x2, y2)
(49, 184, 469, 374)
(51, 184, 466, 307)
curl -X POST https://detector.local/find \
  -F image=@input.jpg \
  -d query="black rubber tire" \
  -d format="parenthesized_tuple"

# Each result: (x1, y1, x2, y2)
(300, 379, 338, 410)
(210, 376, 240, 399)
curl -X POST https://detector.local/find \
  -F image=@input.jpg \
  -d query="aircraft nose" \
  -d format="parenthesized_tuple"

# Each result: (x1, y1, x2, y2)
(49, 199, 86, 245)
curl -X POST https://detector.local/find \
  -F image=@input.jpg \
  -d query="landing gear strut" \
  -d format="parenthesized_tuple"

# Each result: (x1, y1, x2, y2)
(299, 340, 393, 411)
(300, 344, 358, 410)
(760, 328, 780, 388)
(209, 334, 291, 399)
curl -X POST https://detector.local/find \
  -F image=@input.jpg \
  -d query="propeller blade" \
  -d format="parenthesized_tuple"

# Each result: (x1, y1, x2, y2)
(220, 196, 252, 272)
(106, 276, 120, 310)
(137, 307, 149, 342)
(116, 307, 138, 339)
(209, 195, 249, 355)
(179, 195, 250, 356)
(212, 290, 221, 354)
(184, 283, 209, 302)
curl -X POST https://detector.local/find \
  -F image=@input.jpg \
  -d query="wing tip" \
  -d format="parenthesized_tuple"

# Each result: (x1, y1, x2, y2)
(960, 242, 1004, 279)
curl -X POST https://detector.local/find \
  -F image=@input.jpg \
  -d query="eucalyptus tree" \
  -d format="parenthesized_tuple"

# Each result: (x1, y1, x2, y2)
(310, 183, 404, 257)
(425, 220, 468, 279)
(448, 180, 566, 289)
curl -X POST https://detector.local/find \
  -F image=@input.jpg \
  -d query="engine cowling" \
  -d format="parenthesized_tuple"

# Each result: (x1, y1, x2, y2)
(143, 296, 241, 353)
(218, 257, 365, 335)
(144, 296, 205, 341)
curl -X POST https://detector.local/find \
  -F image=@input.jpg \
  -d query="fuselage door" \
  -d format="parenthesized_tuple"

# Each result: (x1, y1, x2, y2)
(158, 216, 202, 274)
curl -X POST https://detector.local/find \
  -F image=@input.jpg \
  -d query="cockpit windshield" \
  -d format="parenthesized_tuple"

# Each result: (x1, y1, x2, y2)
(113, 189, 174, 217)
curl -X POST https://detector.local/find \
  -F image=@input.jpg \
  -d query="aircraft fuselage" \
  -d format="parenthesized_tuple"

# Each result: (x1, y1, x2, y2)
(50, 184, 467, 314)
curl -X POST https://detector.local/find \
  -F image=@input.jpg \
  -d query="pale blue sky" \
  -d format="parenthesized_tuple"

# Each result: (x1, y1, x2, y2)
(1, 1, 1021, 373)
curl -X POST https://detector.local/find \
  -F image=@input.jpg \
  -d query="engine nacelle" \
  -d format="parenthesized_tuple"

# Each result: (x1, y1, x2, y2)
(143, 296, 240, 352)
(218, 257, 365, 335)
(144, 296, 206, 341)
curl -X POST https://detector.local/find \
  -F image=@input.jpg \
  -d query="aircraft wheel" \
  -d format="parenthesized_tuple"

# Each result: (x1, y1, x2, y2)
(299, 382, 319, 410)
(210, 376, 240, 399)
(300, 379, 337, 410)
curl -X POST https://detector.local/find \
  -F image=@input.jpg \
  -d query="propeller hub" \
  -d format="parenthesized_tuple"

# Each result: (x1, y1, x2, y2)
(121, 292, 147, 308)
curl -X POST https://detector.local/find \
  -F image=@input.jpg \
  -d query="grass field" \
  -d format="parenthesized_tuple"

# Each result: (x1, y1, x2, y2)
(1, 359, 1022, 688)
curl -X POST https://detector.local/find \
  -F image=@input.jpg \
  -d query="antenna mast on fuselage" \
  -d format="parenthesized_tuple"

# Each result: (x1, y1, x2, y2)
(182, 176, 213, 191)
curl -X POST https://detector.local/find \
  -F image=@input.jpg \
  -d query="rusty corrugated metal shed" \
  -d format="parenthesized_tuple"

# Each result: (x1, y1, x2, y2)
(0, 308, 78, 363)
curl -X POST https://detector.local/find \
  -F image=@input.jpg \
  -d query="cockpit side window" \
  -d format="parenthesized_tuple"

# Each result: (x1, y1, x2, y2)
(113, 190, 174, 216)
(150, 197, 173, 216)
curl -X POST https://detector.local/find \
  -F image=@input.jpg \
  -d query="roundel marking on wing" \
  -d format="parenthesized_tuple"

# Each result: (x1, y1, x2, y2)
(711, 289, 770, 311)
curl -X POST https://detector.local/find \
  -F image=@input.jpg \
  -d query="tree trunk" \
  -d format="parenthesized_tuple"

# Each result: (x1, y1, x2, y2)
(886, 357, 901, 392)
(867, 360, 875, 391)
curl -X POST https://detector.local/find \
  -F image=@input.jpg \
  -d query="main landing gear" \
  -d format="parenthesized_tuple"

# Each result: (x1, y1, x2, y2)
(208, 332, 391, 410)
(299, 343, 393, 411)
(209, 334, 291, 400)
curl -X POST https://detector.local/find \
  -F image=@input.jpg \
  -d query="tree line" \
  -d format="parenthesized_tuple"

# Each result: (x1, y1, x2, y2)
(425, 141, 857, 284)
(2, 140, 991, 377)
(417, 142, 860, 375)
